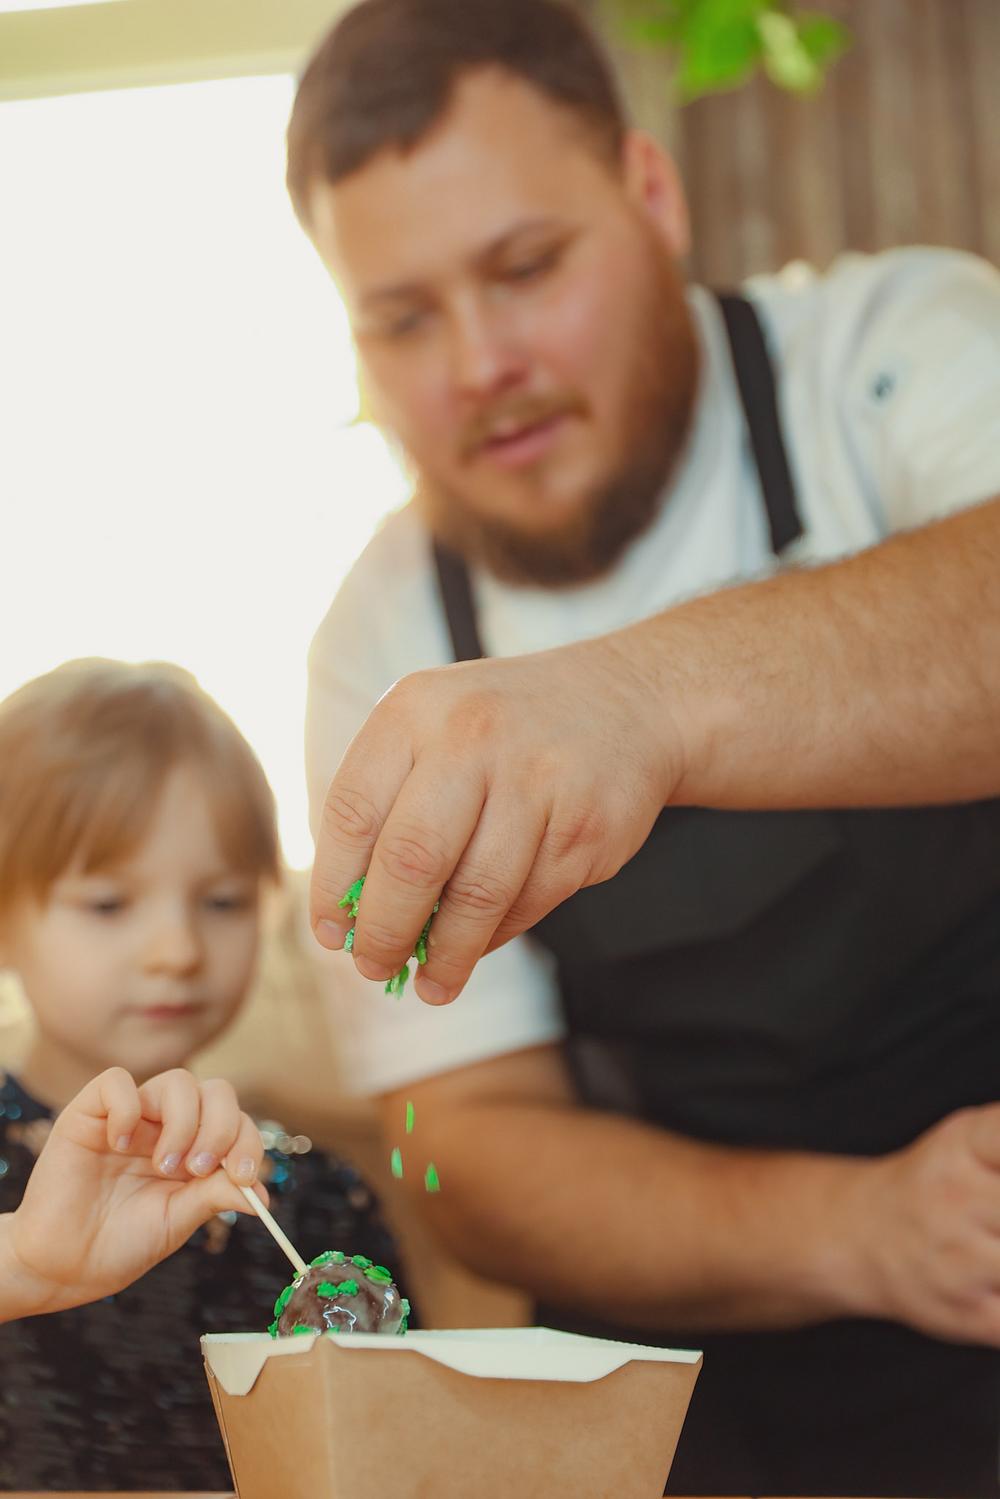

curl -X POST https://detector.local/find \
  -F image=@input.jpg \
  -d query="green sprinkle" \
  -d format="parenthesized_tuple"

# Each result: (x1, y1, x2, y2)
(390, 1146, 403, 1179)
(316, 1278, 359, 1298)
(424, 1162, 441, 1193)
(351, 1254, 373, 1269)
(385, 964, 410, 997)
(365, 1264, 394, 1285)
(339, 879, 439, 996)
(292, 1324, 315, 1336)
(273, 1283, 295, 1318)
(398, 1296, 411, 1335)
(310, 1249, 345, 1268)
(338, 877, 365, 912)
(405, 1100, 415, 1135)
(267, 1318, 280, 1338)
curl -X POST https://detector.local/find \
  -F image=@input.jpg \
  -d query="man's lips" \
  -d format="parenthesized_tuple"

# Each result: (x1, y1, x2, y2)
(470, 411, 572, 470)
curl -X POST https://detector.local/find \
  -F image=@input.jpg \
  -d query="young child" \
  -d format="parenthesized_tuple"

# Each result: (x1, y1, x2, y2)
(0, 659, 401, 1492)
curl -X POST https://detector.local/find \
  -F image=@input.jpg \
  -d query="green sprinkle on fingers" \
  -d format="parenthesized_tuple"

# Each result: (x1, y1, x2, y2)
(338, 878, 440, 996)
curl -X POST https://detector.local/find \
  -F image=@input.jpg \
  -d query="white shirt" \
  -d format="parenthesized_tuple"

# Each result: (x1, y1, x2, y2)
(306, 247, 1000, 1095)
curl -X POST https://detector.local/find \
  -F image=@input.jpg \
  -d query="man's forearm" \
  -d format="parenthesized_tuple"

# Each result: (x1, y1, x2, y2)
(409, 1099, 877, 1331)
(628, 496, 1000, 811)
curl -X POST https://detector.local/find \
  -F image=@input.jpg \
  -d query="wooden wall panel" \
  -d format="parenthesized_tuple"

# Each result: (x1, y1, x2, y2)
(589, 0, 999, 284)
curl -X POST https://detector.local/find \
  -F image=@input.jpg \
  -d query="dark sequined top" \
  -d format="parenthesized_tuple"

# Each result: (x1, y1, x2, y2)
(0, 1072, 404, 1492)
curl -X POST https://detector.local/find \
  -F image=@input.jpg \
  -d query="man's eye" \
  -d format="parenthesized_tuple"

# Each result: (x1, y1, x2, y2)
(384, 308, 429, 339)
(504, 248, 559, 283)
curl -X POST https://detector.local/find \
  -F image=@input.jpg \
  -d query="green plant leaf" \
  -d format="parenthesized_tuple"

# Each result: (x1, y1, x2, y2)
(675, 0, 765, 98)
(797, 11, 852, 67)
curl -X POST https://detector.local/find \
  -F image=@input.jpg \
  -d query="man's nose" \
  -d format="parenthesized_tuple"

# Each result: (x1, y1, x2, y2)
(144, 908, 203, 975)
(448, 300, 525, 399)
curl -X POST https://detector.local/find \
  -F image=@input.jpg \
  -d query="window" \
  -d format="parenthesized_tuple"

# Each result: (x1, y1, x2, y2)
(0, 75, 408, 867)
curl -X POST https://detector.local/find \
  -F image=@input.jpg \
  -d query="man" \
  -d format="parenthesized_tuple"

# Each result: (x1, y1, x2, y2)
(293, 0, 1000, 1491)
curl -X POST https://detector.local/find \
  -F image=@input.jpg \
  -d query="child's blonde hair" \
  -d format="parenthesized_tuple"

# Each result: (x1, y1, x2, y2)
(0, 659, 280, 911)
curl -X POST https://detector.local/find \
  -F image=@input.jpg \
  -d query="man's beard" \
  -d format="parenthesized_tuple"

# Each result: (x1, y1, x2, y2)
(414, 242, 699, 588)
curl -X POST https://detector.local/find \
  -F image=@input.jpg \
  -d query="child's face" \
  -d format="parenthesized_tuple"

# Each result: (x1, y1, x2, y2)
(3, 763, 262, 1085)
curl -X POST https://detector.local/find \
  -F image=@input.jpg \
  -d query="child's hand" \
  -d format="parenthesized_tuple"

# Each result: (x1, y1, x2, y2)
(1, 1067, 266, 1320)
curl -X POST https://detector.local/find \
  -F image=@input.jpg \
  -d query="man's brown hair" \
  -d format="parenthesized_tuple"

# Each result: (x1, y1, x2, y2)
(286, 0, 626, 228)
(0, 658, 280, 911)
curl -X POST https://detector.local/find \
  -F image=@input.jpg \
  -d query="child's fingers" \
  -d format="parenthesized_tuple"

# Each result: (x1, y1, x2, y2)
(138, 1069, 202, 1176)
(99, 1069, 144, 1154)
(168, 1174, 269, 1245)
(220, 1110, 265, 1188)
(68, 1067, 142, 1154)
(182, 1077, 246, 1180)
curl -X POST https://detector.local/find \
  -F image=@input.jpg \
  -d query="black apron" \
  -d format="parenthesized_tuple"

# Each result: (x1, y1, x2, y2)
(432, 293, 1000, 1498)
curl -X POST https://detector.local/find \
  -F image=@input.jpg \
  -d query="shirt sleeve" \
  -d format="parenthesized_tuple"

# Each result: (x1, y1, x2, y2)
(304, 512, 567, 1096)
(845, 249, 1000, 531)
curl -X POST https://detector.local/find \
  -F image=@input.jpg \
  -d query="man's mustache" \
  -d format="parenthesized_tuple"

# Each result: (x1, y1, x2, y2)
(458, 392, 586, 461)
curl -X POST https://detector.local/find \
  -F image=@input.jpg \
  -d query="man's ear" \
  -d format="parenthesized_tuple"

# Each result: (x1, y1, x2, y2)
(622, 130, 691, 260)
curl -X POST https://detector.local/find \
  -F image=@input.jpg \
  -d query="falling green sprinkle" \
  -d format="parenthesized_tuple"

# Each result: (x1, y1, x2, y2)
(405, 1100, 415, 1135)
(365, 1264, 394, 1285)
(351, 1254, 373, 1269)
(424, 1162, 441, 1193)
(390, 1146, 404, 1178)
(292, 1324, 315, 1336)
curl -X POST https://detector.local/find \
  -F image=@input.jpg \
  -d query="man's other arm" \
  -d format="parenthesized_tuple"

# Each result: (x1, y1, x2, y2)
(385, 1038, 1000, 1347)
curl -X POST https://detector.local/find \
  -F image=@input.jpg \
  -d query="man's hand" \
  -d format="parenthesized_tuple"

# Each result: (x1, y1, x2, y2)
(848, 1103, 1000, 1346)
(2, 1067, 265, 1321)
(312, 499, 1000, 1004)
(310, 636, 680, 1004)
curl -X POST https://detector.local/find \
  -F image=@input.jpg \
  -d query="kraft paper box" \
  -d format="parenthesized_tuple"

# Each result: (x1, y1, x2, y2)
(202, 1326, 701, 1499)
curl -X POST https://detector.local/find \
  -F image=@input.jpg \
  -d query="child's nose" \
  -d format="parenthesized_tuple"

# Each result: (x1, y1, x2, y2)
(144, 913, 203, 975)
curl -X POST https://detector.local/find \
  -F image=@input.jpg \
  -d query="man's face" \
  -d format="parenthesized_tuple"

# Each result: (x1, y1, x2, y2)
(309, 68, 697, 585)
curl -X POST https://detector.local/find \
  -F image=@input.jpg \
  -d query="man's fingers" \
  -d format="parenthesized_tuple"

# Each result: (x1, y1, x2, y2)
(351, 753, 486, 983)
(309, 703, 415, 949)
(412, 796, 546, 1005)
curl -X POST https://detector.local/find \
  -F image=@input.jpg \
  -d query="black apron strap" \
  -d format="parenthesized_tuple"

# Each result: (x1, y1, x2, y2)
(432, 538, 485, 662)
(431, 293, 804, 658)
(715, 291, 804, 555)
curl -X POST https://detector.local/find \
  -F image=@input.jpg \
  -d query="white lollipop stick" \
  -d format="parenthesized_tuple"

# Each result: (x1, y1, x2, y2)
(240, 1185, 308, 1276)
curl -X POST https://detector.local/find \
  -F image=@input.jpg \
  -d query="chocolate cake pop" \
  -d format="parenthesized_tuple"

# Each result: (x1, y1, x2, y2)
(269, 1251, 410, 1338)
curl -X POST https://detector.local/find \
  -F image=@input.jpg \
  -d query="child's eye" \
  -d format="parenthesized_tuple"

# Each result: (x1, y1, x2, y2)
(204, 892, 250, 913)
(88, 896, 125, 916)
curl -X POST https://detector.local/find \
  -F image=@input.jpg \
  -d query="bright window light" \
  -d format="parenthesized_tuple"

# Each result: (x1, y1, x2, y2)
(0, 77, 409, 869)
(0, 0, 130, 11)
